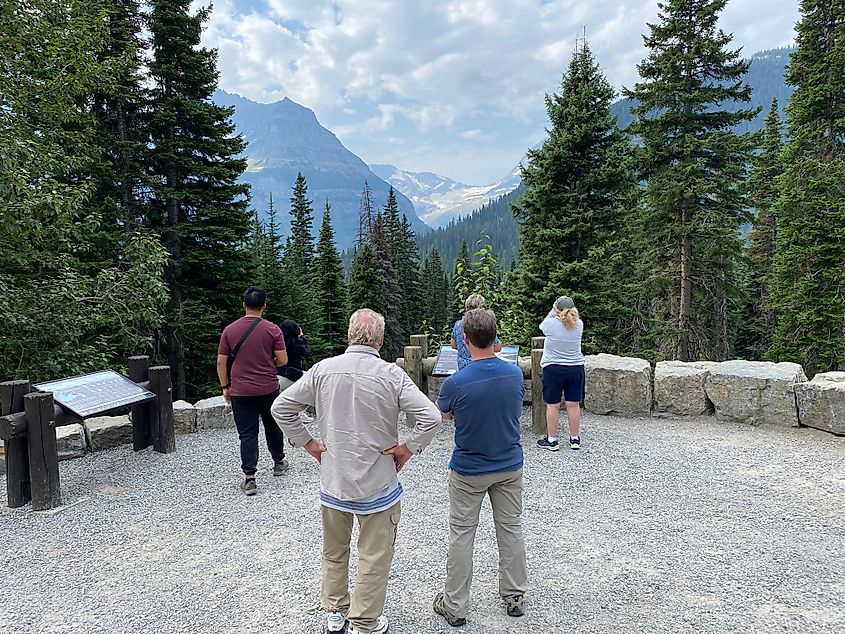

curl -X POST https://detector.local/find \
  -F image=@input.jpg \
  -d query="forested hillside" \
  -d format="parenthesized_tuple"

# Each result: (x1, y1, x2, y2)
(416, 186, 523, 270)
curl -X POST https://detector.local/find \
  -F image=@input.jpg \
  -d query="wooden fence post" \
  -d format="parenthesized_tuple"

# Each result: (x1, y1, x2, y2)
(403, 346, 425, 428)
(1, 380, 31, 508)
(531, 337, 546, 435)
(410, 334, 429, 358)
(149, 366, 176, 454)
(25, 392, 61, 511)
(128, 355, 152, 451)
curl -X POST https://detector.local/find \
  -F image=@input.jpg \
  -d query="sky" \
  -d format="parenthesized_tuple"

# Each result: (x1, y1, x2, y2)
(201, 0, 800, 185)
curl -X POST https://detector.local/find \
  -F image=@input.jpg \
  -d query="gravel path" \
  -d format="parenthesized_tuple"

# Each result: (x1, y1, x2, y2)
(1, 411, 844, 633)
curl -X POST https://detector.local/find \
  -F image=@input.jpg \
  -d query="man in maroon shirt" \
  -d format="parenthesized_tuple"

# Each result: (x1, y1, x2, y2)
(217, 286, 289, 496)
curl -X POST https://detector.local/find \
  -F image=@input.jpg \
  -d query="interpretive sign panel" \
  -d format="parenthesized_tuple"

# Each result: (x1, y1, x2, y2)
(33, 370, 155, 419)
(496, 345, 520, 364)
(432, 345, 459, 376)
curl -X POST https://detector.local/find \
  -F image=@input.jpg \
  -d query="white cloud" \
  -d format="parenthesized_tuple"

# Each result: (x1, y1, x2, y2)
(201, 0, 800, 183)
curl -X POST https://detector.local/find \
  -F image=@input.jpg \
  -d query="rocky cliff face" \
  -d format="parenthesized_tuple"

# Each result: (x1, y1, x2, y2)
(215, 90, 428, 248)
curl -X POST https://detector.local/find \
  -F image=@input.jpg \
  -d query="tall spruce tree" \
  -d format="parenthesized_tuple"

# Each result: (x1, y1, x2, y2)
(371, 213, 404, 360)
(513, 41, 634, 351)
(314, 202, 348, 357)
(88, 0, 147, 249)
(348, 244, 386, 316)
(624, 0, 758, 361)
(770, 0, 845, 375)
(357, 181, 376, 245)
(281, 172, 319, 327)
(737, 98, 783, 359)
(146, 0, 252, 399)
(397, 214, 423, 336)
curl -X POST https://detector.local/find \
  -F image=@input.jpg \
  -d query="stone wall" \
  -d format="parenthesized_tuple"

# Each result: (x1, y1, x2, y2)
(2, 357, 840, 472)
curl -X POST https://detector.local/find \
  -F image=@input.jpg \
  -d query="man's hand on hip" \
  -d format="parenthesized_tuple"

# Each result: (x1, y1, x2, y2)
(304, 438, 327, 463)
(381, 443, 413, 472)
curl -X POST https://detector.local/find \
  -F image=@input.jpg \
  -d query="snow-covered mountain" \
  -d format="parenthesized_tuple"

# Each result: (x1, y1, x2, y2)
(371, 158, 525, 228)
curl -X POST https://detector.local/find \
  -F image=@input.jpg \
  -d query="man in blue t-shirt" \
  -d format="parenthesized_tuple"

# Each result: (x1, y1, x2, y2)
(433, 308, 527, 627)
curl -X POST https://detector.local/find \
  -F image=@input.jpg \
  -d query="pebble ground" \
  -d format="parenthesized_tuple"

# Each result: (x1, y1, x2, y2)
(1, 411, 844, 633)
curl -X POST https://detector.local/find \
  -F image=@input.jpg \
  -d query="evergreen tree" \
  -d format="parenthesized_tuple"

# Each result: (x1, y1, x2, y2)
(397, 215, 423, 336)
(88, 0, 148, 248)
(737, 98, 783, 359)
(348, 244, 386, 317)
(314, 202, 348, 357)
(286, 172, 316, 275)
(357, 181, 376, 244)
(0, 0, 167, 382)
(770, 0, 845, 375)
(624, 0, 759, 361)
(371, 213, 404, 360)
(513, 41, 635, 351)
(146, 0, 252, 399)
(280, 173, 320, 339)
(419, 249, 449, 338)
(451, 240, 473, 321)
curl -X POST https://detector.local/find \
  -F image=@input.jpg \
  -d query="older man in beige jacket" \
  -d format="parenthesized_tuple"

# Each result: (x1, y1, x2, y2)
(271, 308, 441, 634)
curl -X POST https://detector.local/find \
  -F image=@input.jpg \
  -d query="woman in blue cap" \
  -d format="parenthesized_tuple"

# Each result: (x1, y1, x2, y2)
(536, 296, 584, 451)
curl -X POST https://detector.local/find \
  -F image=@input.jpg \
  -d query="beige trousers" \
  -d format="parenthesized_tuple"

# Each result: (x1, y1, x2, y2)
(321, 502, 402, 633)
(443, 469, 527, 618)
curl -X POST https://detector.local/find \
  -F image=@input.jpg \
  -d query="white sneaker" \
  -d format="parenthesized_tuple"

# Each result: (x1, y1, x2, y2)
(349, 615, 388, 634)
(326, 611, 347, 632)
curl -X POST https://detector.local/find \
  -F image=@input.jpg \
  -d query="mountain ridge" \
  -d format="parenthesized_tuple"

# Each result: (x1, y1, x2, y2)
(214, 90, 428, 249)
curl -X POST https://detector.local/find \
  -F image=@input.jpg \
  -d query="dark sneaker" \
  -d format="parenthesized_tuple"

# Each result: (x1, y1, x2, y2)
(433, 592, 466, 627)
(240, 478, 257, 496)
(326, 611, 347, 633)
(570, 436, 581, 450)
(537, 436, 559, 451)
(504, 595, 524, 617)
(273, 459, 290, 476)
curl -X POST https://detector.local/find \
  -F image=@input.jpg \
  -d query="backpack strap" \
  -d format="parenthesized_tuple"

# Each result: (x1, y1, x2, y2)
(225, 318, 263, 386)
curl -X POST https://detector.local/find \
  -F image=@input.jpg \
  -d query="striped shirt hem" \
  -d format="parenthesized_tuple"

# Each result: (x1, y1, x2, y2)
(320, 480, 403, 515)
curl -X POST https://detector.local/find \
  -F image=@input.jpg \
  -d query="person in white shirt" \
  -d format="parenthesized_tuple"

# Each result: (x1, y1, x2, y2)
(536, 296, 585, 451)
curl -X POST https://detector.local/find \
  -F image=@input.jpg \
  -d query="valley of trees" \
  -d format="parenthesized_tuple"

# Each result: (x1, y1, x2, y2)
(1, 0, 842, 403)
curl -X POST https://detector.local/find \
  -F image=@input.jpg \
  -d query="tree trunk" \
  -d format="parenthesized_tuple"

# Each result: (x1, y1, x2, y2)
(678, 202, 693, 361)
(164, 155, 186, 400)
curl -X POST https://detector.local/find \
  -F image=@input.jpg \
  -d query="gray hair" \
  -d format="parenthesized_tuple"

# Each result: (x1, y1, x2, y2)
(348, 308, 385, 348)
(461, 308, 497, 349)
(464, 293, 487, 312)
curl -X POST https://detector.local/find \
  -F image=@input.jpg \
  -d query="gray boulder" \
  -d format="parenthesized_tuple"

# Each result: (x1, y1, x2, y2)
(796, 372, 845, 435)
(56, 423, 87, 460)
(654, 361, 718, 416)
(584, 354, 652, 417)
(173, 400, 197, 435)
(85, 415, 133, 450)
(195, 396, 235, 430)
(705, 360, 807, 427)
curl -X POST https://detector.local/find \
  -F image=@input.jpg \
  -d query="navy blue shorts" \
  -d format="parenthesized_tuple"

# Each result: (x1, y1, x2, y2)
(542, 364, 586, 404)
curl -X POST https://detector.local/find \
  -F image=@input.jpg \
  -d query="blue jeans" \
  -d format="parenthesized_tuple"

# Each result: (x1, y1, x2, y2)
(230, 390, 285, 475)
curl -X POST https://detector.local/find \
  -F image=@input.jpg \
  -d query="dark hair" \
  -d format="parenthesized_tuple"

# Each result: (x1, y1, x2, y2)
(461, 308, 497, 349)
(281, 319, 300, 349)
(243, 286, 267, 309)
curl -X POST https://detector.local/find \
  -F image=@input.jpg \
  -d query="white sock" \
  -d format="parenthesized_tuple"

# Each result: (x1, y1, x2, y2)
(547, 436, 558, 443)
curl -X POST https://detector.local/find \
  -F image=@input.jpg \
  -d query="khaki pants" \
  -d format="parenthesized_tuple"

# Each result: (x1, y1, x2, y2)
(443, 469, 526, 618)
(321, 503, 402, 633)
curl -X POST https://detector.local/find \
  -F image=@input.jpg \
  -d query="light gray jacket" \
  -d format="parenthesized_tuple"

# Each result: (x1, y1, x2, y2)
(270, 345, 441, 501)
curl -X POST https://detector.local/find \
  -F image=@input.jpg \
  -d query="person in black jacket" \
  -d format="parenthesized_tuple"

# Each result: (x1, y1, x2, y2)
(277, 319, 311, 391)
